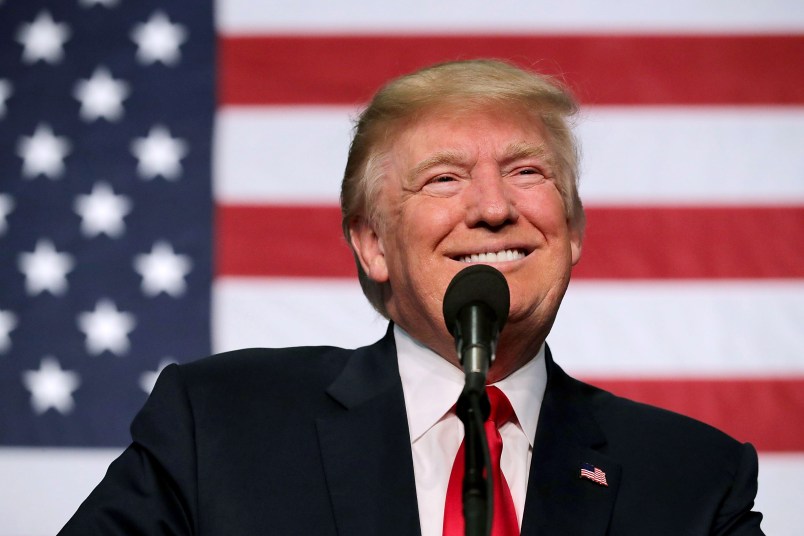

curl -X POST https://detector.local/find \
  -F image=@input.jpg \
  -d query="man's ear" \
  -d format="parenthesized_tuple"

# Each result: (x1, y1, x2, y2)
(570, 226, 583, 266)
(349, 217, 389, 283)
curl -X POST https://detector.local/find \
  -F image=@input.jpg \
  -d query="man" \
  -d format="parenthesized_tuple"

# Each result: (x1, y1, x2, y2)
(60, 60, 764, 535)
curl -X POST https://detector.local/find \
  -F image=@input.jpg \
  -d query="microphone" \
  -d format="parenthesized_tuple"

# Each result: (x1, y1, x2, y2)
(442, 264, 510, 393)
(443, 264, 510, 536)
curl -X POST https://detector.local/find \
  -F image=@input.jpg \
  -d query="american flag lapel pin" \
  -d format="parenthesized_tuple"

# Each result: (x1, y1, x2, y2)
(580, 462, 608, 487)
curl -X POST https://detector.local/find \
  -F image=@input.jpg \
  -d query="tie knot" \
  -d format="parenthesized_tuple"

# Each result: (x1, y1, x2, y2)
(486, 386, 515, 428)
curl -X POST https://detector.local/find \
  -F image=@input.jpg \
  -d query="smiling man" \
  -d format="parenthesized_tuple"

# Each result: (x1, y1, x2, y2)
(60, 60, 764, 535)
(346, 69, 582, 382)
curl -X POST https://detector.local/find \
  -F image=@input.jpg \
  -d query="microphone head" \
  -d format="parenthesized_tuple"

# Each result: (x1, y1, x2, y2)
(442, 264, 510, 336)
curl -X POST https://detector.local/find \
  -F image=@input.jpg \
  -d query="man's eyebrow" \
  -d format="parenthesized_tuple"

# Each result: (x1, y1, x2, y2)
(502, 142, 551, 164)
(406, 143, 552, 182)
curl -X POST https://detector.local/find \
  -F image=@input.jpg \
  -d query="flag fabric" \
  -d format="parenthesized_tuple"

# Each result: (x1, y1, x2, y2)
(0, 0, 214, 448)
(1, 0, 803, 534)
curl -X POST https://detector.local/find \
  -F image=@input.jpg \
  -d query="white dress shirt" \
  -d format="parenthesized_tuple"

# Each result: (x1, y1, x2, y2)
(394, 325, 548, 536)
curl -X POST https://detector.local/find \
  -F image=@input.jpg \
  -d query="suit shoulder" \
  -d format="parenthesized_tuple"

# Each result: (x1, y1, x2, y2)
(576, 377, 747, 457)
(182, 345, 351, 373)
(172, 345, 354, 396)
(544, 362, 761, 530)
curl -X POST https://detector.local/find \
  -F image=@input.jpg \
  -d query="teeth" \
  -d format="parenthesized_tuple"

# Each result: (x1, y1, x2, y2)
(458, 249, 525, 263)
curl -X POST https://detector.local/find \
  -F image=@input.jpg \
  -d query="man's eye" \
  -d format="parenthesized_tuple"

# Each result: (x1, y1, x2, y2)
(514, 168, 548, 181)
(421, 175, 462, 196)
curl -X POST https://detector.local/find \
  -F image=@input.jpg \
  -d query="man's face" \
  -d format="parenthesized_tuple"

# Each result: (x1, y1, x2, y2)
(351, 105, 582, 369)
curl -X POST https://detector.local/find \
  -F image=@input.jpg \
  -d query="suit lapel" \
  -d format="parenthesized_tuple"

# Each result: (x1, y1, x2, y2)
(316, 327, 422, 536)
(521, 347, 621, 536)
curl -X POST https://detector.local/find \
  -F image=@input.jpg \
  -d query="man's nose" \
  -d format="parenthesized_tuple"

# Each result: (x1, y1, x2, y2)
(464, 174, 519, 228)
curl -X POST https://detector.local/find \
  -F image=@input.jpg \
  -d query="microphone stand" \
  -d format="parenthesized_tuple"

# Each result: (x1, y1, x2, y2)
(456, 305, 495, 536)
(456, 385, 492, 536)
(442, 265, 509, 536)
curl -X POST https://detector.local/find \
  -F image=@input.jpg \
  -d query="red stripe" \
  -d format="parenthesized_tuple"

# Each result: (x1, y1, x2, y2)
(585, 377, 804, 452)
(217, 204, 353, 277)
(219, 34, 804, 105)
(576, 206, 804, 279)
(216, 205, 804, 278)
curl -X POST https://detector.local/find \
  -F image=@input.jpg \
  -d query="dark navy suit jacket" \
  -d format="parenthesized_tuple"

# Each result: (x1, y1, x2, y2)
(60, 327, 764, 535)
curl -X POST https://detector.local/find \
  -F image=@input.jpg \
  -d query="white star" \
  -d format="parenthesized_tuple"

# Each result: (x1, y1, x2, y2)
(139, 358, 175, 394)
(16, 11, 71, 64)
(133, 241, 193, 297)
(0, 309, 18, 353)
(0, 79, 12, 118)
(17, 123, 71, 179)
(73, 66, 130, 122)
(18, 239, 75, 296)
(79, 0, 120, 7)
(0, 193, 14, 235)
(74, 182, 132, 238)
(77, 299, 136, 356)
(131, 11, 187, 66)
(130, 125, 188, 180)
(23, 357, 81, 414)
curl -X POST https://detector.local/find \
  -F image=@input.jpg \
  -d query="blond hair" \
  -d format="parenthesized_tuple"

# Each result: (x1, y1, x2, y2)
(341, 59, 584, 316)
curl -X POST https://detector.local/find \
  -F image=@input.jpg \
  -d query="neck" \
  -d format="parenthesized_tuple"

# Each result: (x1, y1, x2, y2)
(397, 319, 545, 384)
(487, 327, 546, 382)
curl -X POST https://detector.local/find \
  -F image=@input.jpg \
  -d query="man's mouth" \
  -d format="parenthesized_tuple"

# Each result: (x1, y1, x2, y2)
(456, 249, 527, 263)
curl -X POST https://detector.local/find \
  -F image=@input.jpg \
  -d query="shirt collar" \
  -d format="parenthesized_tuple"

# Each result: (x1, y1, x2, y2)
(394, 325, 547, 447)
(395, 325, 464, 443)
(490, 344, 547, 448)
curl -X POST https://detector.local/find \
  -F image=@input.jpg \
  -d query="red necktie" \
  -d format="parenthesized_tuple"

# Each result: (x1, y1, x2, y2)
(443, 386, 520, 536)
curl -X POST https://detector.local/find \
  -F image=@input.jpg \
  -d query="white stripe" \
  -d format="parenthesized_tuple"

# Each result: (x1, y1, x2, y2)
(218, 0, 804, 34)
(213, 106, 357, 204)
(578, 107, 804, 204)
(0, 447, 122, 536)
(213, 278, 804, 377)
(212, 277, 388, 352)
(0, 449, 799, 535)
(552, 281, 804, 377)
(753, 453, 804, 536)
(215, 106, 804, 204)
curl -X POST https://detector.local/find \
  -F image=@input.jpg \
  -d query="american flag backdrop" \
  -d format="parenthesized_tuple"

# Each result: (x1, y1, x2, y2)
(1, 0, 803, 534)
